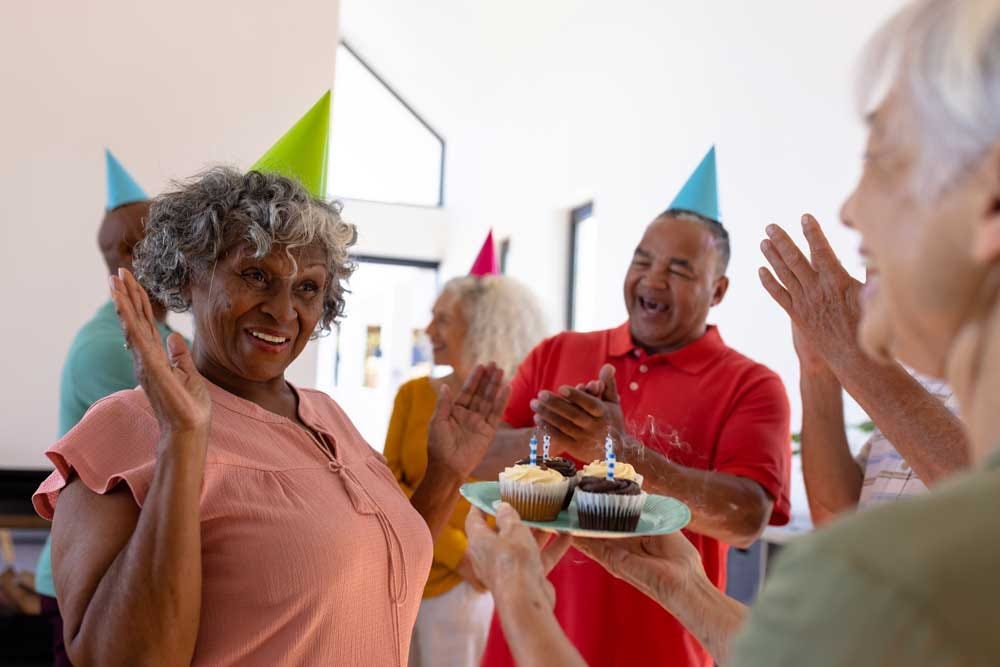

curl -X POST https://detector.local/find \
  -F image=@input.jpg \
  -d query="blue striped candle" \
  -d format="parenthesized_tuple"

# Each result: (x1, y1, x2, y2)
(529, 435, 538, 466)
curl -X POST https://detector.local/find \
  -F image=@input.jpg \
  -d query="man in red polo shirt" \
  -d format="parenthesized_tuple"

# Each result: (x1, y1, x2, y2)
(474, 148, 791, 667)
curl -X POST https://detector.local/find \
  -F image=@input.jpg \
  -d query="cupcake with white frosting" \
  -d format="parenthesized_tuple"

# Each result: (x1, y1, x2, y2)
(498, 463, 570, 521)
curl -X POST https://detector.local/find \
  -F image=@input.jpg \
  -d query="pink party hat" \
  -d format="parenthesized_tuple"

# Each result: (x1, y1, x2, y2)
(469, 229, 500, 276)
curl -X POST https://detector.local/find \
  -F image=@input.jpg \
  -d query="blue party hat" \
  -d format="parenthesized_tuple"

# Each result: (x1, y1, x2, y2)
(105, 149, 148, 210)
(667, 146, 720, 221)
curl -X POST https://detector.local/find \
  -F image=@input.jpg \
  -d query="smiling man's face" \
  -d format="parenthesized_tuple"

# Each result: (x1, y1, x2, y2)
(623, 214, 729, 354)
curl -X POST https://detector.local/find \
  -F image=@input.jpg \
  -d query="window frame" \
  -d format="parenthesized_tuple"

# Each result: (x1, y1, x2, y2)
(335, 40, 447, 208)
(566, 201, 594, 330)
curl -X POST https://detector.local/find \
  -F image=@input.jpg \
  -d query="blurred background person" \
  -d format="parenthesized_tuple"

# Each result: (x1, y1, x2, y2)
(386, 232, 548, 667)
(34, 150, 181, 667)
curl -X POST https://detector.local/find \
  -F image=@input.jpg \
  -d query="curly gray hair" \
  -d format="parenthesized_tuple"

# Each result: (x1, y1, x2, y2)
(442, 275, 548, 379)
(134, 166, 357, 334)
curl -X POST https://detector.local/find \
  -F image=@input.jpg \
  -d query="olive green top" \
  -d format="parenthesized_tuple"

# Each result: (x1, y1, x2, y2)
(733, 450, 1000, 666)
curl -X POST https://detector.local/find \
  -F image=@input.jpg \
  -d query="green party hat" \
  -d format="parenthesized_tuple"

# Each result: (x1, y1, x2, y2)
(251, 91, 331, 197)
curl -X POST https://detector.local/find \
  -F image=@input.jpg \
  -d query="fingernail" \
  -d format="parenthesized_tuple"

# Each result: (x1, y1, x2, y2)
(108, 275, 116, 291)
(559, 387, 570, 397)
(765, 224, 776, 237)
(801, 215, 811, 227)
(760, 240, 770, 252)
(530, 399, 540, 410)
(118, 267, 125, 280)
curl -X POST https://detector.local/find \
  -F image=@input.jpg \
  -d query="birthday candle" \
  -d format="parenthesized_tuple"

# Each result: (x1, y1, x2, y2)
(543, 433, 551, 459)
(607, 449, 616, 480)
(529, 435, 538, 466)
(605, 433, 614, 456)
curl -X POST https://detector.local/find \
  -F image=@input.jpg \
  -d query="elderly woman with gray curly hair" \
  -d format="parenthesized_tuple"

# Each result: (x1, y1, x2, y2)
(31, 167, 509, 667)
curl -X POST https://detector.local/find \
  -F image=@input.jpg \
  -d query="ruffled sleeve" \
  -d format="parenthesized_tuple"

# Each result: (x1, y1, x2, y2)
(33, 389, 159, 520)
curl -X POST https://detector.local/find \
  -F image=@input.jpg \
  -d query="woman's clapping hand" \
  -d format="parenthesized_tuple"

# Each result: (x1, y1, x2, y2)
(427, 363, 509, 479)
(110, 269, 211, 448)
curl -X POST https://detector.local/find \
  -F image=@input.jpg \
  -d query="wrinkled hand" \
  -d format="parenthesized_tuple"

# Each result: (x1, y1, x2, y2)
(791, 324, 831, 376)
(110, 269, 211, 445)
(456, 554, 487, 592)
(464, 505, 572, 604)
(532, 364, 626, 462)
(575, 532, 703, 607)
(758, 215, 864, 370)
(427, 364, 510, 479)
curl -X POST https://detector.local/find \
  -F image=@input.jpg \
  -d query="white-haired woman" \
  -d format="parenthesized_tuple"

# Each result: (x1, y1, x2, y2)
(384, 274, 547, 667)
(463, 0, 1000, 665)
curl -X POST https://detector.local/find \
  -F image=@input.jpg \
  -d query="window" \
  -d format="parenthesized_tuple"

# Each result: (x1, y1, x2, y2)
(330, 41, 445, 207)
(316, 256, 440, 451)
(499, 237, 511, 274)
(567, 202, 598, 331)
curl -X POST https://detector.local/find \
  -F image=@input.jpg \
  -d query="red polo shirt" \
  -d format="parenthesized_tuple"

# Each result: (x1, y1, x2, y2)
(481, 323, 791, 667)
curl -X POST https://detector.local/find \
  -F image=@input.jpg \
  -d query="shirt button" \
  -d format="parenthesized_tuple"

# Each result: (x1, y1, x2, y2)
(629, 381, 639, 391)
(639, 364, 649, 373)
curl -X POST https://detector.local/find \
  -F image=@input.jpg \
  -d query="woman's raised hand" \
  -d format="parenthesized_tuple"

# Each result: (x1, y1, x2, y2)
(427, 363, 510, 479)
(110, 269, 211, 447)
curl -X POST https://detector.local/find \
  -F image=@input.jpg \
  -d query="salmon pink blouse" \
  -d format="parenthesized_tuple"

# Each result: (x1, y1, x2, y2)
(33, 382, 433, 666)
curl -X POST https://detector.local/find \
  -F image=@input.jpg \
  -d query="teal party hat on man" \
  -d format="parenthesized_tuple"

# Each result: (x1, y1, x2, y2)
(105, 149, 148, 210)
(667, 146, 719, 221)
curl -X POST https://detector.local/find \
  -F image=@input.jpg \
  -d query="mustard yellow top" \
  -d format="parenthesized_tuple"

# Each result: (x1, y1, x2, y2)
(384, 376, 473, 598)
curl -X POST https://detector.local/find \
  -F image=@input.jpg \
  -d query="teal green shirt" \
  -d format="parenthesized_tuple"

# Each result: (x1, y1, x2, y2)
(35, 300, 174, 598)
(732, 451, 1000, 666)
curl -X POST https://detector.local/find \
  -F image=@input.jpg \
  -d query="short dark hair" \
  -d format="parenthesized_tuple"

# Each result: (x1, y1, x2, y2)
(661, 208, 730, 275)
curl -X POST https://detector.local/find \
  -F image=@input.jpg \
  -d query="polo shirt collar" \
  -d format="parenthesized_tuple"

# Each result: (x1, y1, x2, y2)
(610, 322, 728, 375)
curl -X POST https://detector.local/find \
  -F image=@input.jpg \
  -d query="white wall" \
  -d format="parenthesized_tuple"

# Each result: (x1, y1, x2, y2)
(1, 0, 908, 474)
(0, 0, 341, 468)
(341, 0, 904, 437)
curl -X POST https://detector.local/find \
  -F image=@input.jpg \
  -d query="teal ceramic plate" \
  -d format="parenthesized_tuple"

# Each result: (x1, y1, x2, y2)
(459, 481, 691, 539)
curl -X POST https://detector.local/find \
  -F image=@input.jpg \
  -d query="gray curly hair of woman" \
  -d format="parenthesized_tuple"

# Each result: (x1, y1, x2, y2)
(134, 166, 357, 334)
(442, 275, 548, 379)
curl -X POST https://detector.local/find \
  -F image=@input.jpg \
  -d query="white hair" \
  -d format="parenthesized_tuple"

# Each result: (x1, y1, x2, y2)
(858, 0, 1000, 196)
(442, 275, 549, 380)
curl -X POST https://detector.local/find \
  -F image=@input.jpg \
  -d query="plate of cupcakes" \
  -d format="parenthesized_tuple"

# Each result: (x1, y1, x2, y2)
(460, 433, 691, 539)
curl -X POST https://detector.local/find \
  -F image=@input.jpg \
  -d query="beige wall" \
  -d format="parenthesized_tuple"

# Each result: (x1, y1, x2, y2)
(0, 1, 341, 467)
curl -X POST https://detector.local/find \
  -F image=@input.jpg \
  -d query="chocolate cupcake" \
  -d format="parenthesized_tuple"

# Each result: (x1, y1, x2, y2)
(574, 476, 647, 532)
(498, 463, 570, 521)
(579, 459, 644, 488)
(517, 456, 577, 508)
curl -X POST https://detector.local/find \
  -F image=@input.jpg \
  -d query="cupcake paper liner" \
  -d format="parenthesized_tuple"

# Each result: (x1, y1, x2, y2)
(561, 476, 578, 510)
(574, 488, 647, 532)
(499, 477, 569, 521)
